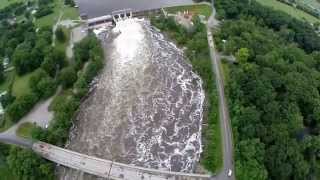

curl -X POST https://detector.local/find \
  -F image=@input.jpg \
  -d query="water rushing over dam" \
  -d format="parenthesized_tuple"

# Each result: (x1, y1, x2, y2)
(58, 18, 205, 179)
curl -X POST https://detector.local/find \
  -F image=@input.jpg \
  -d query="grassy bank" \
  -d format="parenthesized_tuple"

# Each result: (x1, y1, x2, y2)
(0, 70, 34, 97)
(16, 122, 36, 138)
(12, 72, 35, 97)
(256, 0, 320, 23)
(151, 15, 222, 172)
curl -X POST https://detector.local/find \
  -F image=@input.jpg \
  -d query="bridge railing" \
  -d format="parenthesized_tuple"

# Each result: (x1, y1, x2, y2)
(33, 141, 213, 180)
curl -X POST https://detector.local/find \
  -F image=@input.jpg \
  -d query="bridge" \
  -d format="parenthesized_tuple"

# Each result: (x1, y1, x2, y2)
(32, 141, 213, 180)
(0, 133, 213, 180)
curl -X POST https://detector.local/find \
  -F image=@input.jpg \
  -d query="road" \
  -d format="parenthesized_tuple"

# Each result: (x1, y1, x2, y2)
(2, 97, 54, 137)
(0, 133, 33, 148)
(206, 1, 235, 180)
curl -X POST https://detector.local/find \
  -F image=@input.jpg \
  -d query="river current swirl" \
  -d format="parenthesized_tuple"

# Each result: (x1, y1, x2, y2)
(58, 18, 204, 179)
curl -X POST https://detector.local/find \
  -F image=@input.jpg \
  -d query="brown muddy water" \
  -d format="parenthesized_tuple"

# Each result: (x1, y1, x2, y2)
(58, 18, 204, 180)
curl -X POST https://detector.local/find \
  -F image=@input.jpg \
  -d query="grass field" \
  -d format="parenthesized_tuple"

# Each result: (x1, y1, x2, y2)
(12, 71, 35, 97)
(35, 0, 79, 27)
(165, 4, 212, 18)
(256, 0, 320, 23)
(16, 122, 35, 138)
(62, 5, 79, 20)
(0, 0, 23, 9)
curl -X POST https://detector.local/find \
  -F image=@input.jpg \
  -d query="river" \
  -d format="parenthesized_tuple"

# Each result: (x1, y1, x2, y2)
(58, 18, 204, 180)
(75, 0, 194, 18)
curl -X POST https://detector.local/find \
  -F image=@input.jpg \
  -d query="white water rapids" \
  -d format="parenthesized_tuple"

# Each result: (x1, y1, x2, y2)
(58, 18, 205, 179)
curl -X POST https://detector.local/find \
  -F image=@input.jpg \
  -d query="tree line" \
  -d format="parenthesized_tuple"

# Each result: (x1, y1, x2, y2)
(215, 0, 320, 53)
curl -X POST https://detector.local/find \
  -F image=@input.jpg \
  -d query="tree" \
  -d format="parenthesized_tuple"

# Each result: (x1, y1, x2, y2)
(41, 51, 65, 77)
(64, 0, 75, 6)
(7, 147, 54, 180)
(58, 66, 77, 88)
(30, 69, 57, 98)
(74, 34, 102, 69)
(6, 93, 38, 122)
(12, 43, 42, 75)
(55, 27, 66, 42)
(0, 59, 4, 83)
(236, 48, 250, 64)
(0, 91, 16, 108)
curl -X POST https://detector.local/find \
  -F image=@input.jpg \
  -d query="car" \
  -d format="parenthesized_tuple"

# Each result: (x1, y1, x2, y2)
(227, 169, 232, 177)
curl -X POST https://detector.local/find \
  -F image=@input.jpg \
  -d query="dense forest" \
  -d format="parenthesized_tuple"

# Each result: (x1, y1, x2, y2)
(214, 0, 320, 179)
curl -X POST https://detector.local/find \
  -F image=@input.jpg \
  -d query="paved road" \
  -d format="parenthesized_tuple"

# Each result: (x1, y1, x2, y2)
(2, 97, 54, 137)
(206, 1, 235, 180)
(0, 133, 33, 148)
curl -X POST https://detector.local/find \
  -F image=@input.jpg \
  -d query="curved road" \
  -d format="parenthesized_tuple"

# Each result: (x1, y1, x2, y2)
(207, 1, 235, 180)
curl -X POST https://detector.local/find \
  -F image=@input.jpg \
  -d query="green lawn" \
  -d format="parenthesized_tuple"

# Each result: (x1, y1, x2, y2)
(35, 0, 79, 27)
(62, 5, 79, 20)
(12, 72, 35, 97)
(0, 0, 24, 9)
(256, 0, 320, 23)
(165, 4, 212, 18)
(16, 122, 35, 138)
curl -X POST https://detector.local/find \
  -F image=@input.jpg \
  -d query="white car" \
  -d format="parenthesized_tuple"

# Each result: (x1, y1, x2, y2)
(227, 169, 232, 177)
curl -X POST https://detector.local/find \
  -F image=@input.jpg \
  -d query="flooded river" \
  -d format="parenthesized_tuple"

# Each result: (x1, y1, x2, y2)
(75, 0, 193, 18)
(58, 18, 204, 179)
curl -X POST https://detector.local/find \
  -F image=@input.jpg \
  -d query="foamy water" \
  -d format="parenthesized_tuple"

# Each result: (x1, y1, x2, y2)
(58, 18, 204, 179)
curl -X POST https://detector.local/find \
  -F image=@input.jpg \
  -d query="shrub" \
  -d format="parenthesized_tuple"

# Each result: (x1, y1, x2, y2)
(58, 67, 77, 88)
